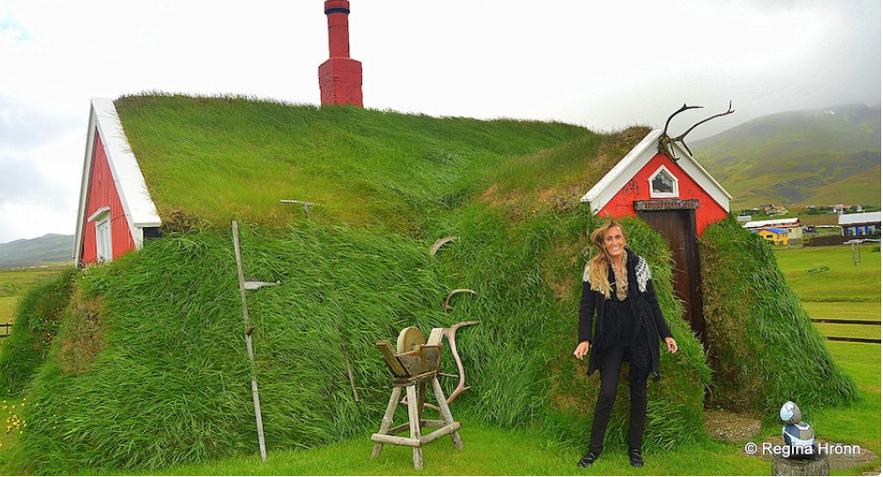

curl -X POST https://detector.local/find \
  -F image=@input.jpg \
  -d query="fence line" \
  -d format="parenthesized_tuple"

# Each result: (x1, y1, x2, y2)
(825, 336, 881, 344)
(811, 318, 881, 344)
(0, 323, 10, 338)
(812, 318, 881, 326)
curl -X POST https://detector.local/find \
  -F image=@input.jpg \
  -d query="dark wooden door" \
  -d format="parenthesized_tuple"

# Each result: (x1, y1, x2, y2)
(636, 208, 705, 340)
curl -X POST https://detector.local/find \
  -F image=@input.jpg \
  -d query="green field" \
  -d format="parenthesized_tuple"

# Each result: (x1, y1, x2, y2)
(0, 297, 15, 325)
(775, 245, 881, 342)
(0, 268, 66, 324)
(774, 245, 881, 303)
(803, 302, 880, 321)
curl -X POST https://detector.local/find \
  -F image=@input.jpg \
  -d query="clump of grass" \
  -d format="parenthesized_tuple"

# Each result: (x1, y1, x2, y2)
(0, 396, 28, 458)
(807, 265, 830, 274)
(699, 216, 856, 414)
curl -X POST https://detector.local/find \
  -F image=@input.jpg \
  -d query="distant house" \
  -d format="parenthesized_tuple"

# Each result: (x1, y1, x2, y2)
(763, 205, 788, 216)
(581, 128, 732, 340)
(831, 204, 851, 215)
(73, 99, 162, 266)
(743, 217, 802, 243)
(838, 212, 881, 238)
(754, 227, 789, 246)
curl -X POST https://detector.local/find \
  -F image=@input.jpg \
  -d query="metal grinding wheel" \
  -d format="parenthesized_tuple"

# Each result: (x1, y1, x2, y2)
(397, 326, 425, 353)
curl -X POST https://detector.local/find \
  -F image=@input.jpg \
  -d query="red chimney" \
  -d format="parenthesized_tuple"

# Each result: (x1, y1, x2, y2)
(319, 1, 363, 106)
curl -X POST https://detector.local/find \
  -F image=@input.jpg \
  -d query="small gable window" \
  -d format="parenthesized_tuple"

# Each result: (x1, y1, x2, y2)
(649, 165, 678, 198)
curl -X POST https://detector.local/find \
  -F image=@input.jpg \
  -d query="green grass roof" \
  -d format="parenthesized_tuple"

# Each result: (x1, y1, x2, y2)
(115, 94, 642, 234)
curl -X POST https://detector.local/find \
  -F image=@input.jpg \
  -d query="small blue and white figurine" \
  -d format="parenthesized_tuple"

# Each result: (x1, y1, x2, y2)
(780, 401, 819, 458)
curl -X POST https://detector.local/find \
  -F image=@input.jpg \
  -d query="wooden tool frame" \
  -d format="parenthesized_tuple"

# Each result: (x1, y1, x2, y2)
(371, 331, 463, 470)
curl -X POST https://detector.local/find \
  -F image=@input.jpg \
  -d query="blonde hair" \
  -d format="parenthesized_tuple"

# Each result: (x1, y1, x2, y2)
(585, 219, 627, 299)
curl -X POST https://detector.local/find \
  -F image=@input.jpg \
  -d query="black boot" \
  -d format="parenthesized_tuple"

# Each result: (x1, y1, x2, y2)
(577, 451, 600, 468)
(628, 448, 644, 467)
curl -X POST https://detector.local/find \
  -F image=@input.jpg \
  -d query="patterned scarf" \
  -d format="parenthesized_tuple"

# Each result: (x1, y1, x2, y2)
(612, 250, 629, 301)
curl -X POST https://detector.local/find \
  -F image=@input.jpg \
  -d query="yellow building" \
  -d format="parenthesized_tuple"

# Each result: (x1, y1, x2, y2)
(756, 227, 789, 246)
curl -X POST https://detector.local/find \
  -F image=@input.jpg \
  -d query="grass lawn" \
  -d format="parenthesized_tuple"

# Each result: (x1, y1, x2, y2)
(0, 268, 64, 297)
(0, 297, 14, 325)
(774, 245, 881, 302)
(776, 245, 881, 342)
(0, 268, 65, 323)
(32, 340, 873, 476)
(116, 421, 771, 476)
(803, 302, 880, 321)
(3, 336, 875, 475)
(811, 342, 881, 474)
(814, 322, 880, 341)
(776, 244, 881, 475)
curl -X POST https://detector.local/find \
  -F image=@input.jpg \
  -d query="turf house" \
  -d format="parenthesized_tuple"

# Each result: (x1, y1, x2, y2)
(0, 2, 855, 472)
(0, 93, 856, 473)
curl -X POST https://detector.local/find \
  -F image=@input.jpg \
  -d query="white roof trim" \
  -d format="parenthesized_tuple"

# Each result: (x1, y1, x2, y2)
(580, 129, 732, 214)
(87, 206, 111, 222)
(743, 218, 800, 229)
(73, 98, 161, 263)
(838, 212, 882, 226)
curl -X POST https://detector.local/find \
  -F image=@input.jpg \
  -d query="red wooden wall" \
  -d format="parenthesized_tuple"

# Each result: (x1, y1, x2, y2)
(598, 152, 727, 236)
(79, 132, 136, 264)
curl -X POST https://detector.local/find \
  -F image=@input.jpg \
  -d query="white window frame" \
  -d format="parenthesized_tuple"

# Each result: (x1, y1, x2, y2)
(648, 165, 679, 198)
(88, 207, 113, 262)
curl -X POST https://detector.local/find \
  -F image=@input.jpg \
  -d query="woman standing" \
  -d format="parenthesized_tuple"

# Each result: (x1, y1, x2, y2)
(573, 219, 678, 468)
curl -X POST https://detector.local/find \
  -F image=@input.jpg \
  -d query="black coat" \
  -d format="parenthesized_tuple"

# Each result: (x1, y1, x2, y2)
(578, 250, 673, 381)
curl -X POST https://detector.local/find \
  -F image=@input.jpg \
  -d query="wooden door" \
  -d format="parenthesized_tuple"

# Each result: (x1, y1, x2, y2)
(636, 207, 705, 340)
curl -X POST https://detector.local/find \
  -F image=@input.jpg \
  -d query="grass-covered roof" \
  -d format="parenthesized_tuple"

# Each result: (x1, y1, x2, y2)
(114, 94, 636, 234)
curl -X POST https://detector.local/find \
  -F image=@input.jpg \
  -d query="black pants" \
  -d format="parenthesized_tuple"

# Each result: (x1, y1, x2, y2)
(588, 345, 648, 454)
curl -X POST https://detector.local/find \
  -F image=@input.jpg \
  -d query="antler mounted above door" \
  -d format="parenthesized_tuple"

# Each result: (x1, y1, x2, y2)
(658, 101, 735, 162)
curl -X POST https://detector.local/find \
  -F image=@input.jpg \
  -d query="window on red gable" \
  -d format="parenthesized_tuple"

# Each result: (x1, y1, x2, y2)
(649, 165, 678, 198)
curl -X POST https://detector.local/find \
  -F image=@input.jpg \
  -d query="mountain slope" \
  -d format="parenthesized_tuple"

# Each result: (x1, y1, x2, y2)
(0, 234, 74, 269)
(692, 104, 881, 209)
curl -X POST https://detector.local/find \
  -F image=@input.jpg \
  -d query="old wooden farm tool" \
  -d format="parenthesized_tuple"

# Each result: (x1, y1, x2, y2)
(371, 326, 464, 470)
(231, 220, 268, 463)
(404, 320, 479, 412)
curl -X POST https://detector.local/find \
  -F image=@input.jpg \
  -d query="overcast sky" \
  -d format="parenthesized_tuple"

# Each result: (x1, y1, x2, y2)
(0, 0, 880, 244)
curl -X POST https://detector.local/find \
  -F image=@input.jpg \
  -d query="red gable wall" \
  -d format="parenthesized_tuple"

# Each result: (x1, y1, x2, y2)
(598, 152, 727, 236)
(79, 132, 136, 264)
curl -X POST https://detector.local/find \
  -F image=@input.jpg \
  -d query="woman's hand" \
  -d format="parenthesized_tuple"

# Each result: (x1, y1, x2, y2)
(664, 337, 678, 354)
(573, 341, 590, 360)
